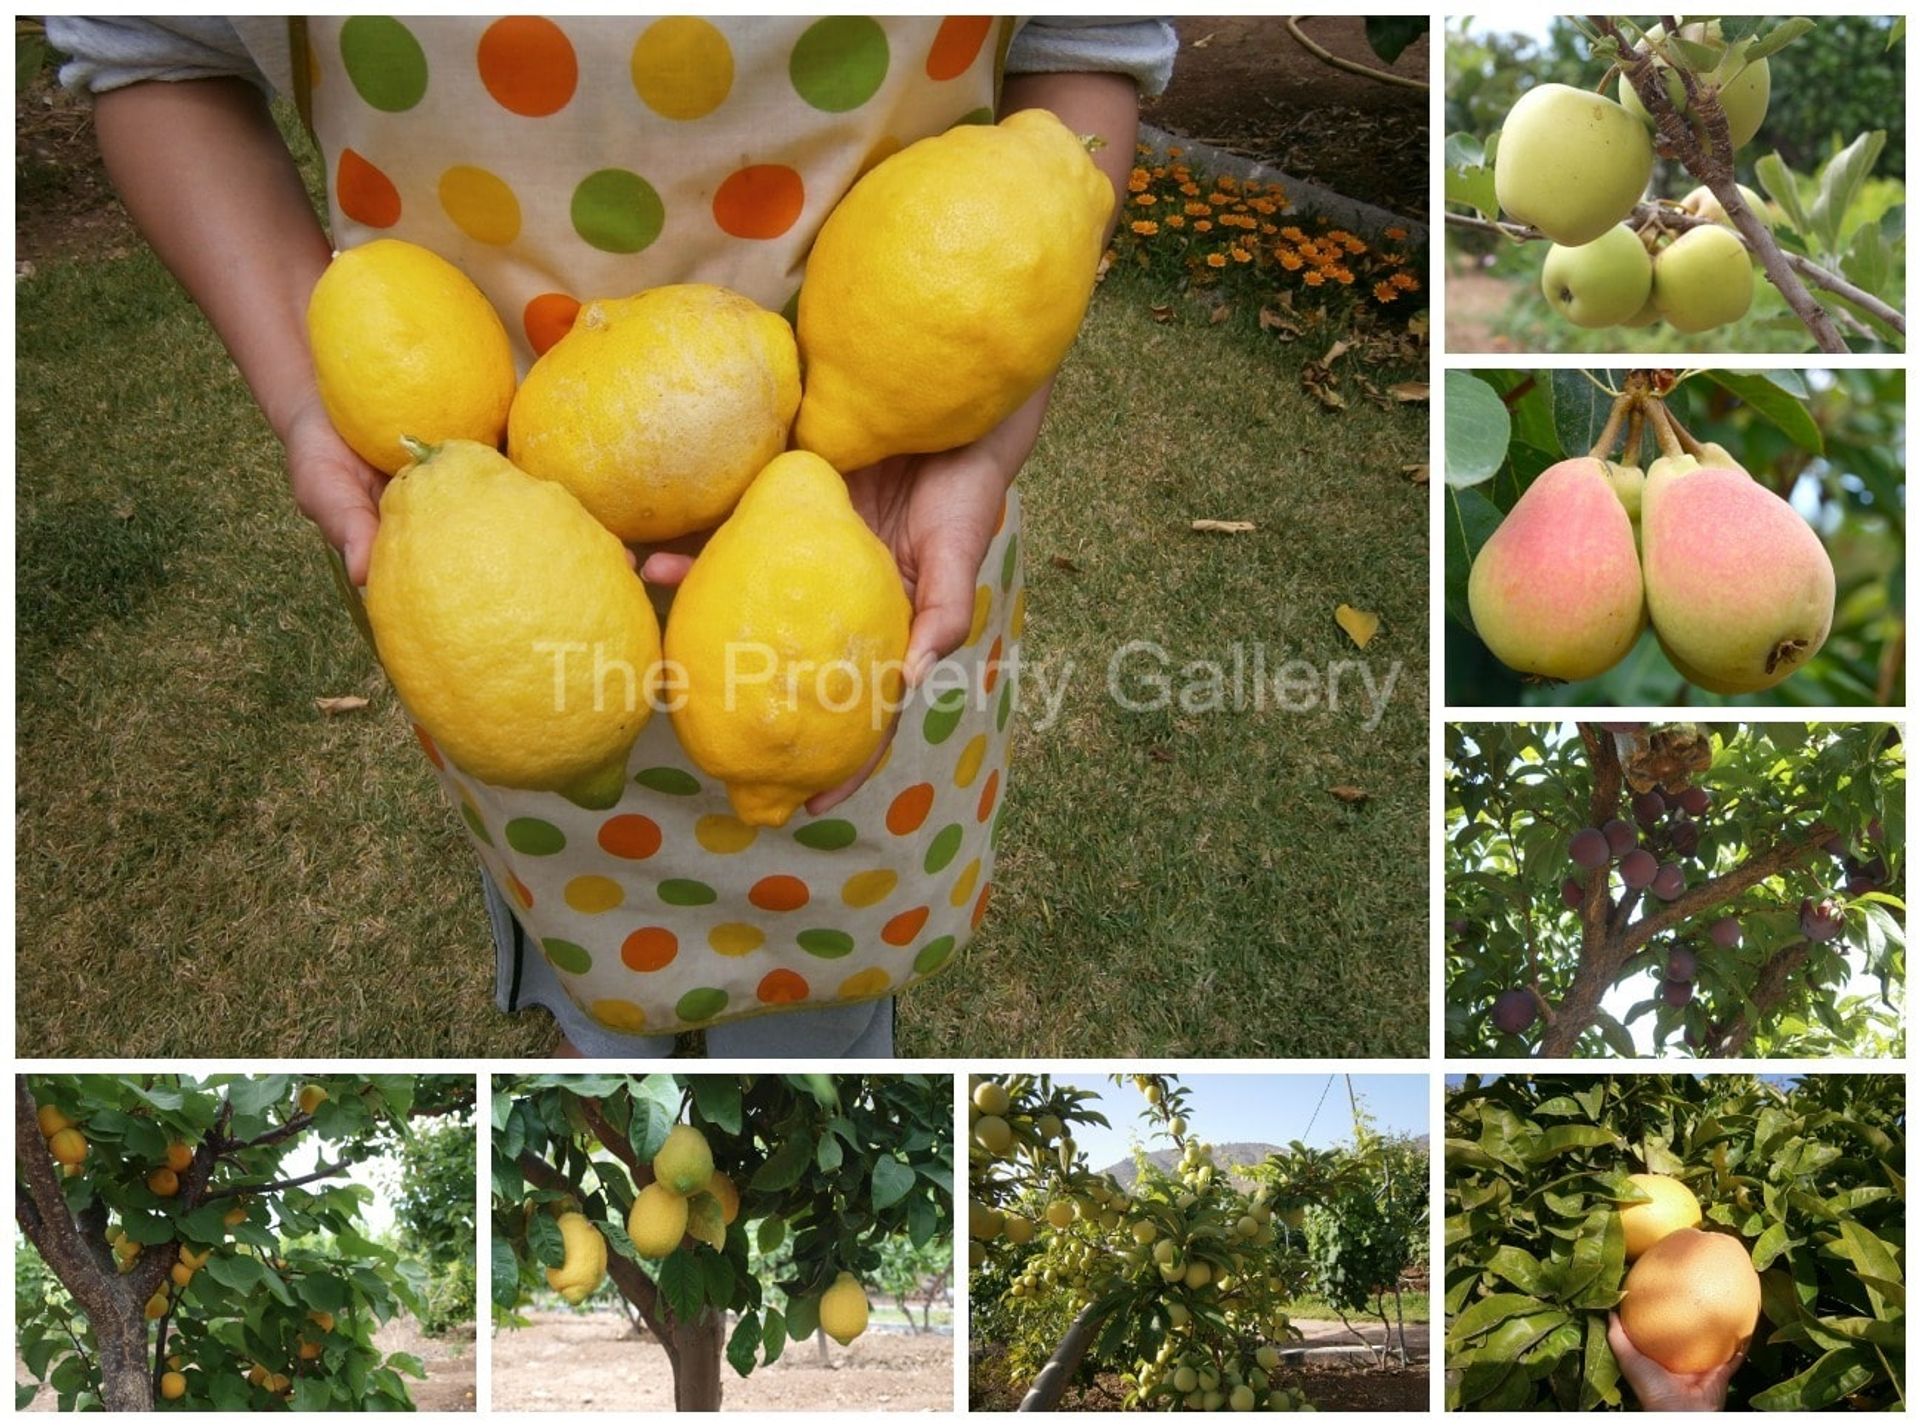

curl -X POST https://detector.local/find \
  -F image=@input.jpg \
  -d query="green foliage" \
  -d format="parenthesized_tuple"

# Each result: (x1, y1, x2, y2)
(1446, 722, 1906, 1057)
(381, 1116, 477, 1334)
(491, 1074, 952, 1382)
(1445, 1074, 1906, 1411)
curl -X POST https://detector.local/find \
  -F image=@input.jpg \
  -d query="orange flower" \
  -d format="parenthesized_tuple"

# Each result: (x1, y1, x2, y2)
(1130, 220, 1159, 237)
(1165, 215, 1186, 229)
(1260, 222, 1278, 235)
(1205, 252, 1227, 269)
(1229, 246, 1252, 264)
(1179, 181, 1202, 197)
(1384, 226, 1408, 241)
(1133, 192, 1157, 206)
(1390, 271, 1420, 292)
(1184, 201, 1212, 217)
(1218, 176, 1239, 193)
(1193, 219, 1213, 233)
(1278, 249, 1304, 271)
(1303, 270, 1325, 287)
(1281, 226, 1306, 242)
(1208, 192, 1231, 206)
(1342, 235, 1367, 255)
(1332, 267, 1354, 285)
(1373, 280, 1398, 302)
(1127, 167, 1150, 193)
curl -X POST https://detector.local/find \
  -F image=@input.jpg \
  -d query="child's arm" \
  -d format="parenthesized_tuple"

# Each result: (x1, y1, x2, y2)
(92, 78, 383, 580)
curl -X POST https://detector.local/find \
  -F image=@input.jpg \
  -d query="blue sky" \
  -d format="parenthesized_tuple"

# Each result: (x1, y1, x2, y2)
(1049, 1074, 1428, 1171)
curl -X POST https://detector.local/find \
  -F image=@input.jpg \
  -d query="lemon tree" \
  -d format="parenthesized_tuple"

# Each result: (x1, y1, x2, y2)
(14, 1073, 472, 1412)
(970, 1074, 1330, 1412)
(1446, 1073, 1906, 1410)
(491, 1073, 951, 1412)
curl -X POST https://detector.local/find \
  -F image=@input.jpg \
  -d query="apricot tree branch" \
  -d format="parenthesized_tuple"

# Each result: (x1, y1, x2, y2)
(199, 1160, 354, 1201)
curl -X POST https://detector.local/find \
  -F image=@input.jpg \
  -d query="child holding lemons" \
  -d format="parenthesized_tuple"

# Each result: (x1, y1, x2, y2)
(52, 16, 1167, 1055)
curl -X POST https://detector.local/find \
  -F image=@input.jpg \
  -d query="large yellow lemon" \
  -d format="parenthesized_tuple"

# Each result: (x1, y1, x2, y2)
(509, 285, 799, 541)
(1619, 1228, 1760, 1372)
(1619, 1173, 1702, 1260)
(365, 439, 660, 796)
(819, 1271, 870, 1345)
(543, 1212, 607, 1304)
(653, 1125, 716, 1197)
(306, 239, 516, 475)
(794, 109, 1113, 471)
(627, 1182, 691, 1258)
(705, 1170, 741, 1226)
(663, 451, 909, 827)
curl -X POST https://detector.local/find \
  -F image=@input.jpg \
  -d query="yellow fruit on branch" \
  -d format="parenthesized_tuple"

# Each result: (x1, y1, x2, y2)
(706, 1171, 741, 1226)
(795, 109, 1113, 472)
(663, 451, 910, 827)
(36, 1104, 72, 1138)
(148, 1168, 180, 1198)
(305, 238, 516, 476)
(48, 1128, 88, 1166)
(307, 1310, 336, 1335)
(268, 1374, 292, 1395)
(972, 1082, 1011, 1117)
(628, 1182, 692, 1258)
(247, 1364, 269, 1389)
(508, 285, 800, 542)
(164, 1142, 194, 1173)
(160, 1370, 187, 1401)
(179, 1244, 212, 1271)
(365, 438, 661, 798)
(298, 1340, 323, 1361)
(819, 1271, 871, 1346)
(972, 1115, 1013, 1156)
(1618, 1173, 1702, 1260)
(298, 1085, 329, 1115)
(171, 1263, 194, 1288)
(144, 1292, 170, 1321)
(653, 1125, 716, 1197)
(223, 1206, 249, 1229)
(543, 1212, 608, 1305)
(1619, 1228, 1760, 1373)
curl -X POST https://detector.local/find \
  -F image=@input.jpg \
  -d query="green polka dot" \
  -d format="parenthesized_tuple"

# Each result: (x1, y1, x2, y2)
(914, 936, 957, 974)
(505, 818, 566, 856)
(571, 169, 665, 254)
(1000, 535, 1019, 591)
(923, 689, 966, 745)
(793, 819, 857, 852)
(339, 17, 428, 113)
(676, 987, 729, 1022)
(790, 17, 888, 112)
(997, 679, 1014, 733)
(460, 802, 493, 846)
(659, 879, 718, 907)
(797, 928, 857, 959)
(924, 823, 963, 874)
(543, 940, 591, 975)
(952, 106, 995, 127)
(635, 766, 701, 796)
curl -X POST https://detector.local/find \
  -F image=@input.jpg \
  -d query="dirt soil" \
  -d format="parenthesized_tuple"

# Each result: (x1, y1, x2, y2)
(1145, 16, 1429, 219)
(14, 1317, 475, 1412)
(492, 1311, 953, 1412)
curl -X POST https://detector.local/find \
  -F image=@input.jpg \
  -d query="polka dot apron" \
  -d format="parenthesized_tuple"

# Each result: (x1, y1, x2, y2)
(299, 17, 1023, 1038)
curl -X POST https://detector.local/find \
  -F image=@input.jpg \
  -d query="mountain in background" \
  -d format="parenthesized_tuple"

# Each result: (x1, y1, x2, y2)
(1101, 1136, 1431, 1190)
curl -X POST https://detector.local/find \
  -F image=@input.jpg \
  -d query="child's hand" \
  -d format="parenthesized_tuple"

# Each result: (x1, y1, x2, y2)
(1607, 1312, 1743, 1412)
(283, 392, 386, 586)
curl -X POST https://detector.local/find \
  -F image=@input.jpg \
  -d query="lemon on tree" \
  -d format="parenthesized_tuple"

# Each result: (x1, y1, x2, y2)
(663, 452, 910, 826)
(628, 1182, 691, 1258)
(705, 1170, 741, 1226)
(819, 1271, 870, 1345)
(544, 1211, 608, 1304)
(653, 1124, 716, 1196)
(795, 109, 1114, 471)
(305, 238, 516, 475)
(508, 285, 800, 542)
(365, 438, 662, 802)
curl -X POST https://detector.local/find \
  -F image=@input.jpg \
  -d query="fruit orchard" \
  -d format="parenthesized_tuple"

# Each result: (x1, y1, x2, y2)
(1445, 367, 1903, 706)
(1446, 722, 1904, 1058)
(1445, 1074, 1906, 1410)
(1445, 16, 1905, 353)
(968, 1074, 1426, 1412)
(14, 1073, 473, 1411)
(490, 1073, 951, 1411)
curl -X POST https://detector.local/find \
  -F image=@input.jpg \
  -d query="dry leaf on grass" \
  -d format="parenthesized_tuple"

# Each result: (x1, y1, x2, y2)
(1049, 554, 1081, 574)
(1403, 463, 1429, 484)
(1389, 381, 1429, 403)
(1147, 745, 1176, 764)
(1334, 604, 1381, 648)
(316, 696, 369, 716)
(1191, 519, 1256, 534)
(1210, 304, 1232, 325)
(1328, 785, 1370, 805)
(1150, 303, 1175, 324)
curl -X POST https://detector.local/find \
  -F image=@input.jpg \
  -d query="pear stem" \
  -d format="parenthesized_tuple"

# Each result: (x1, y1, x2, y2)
(1622, 405, 1646, 468)
(1663, 409, 1708, 458)
(1585, 394, 1632, 461)
(1643, 400, 1685, 459)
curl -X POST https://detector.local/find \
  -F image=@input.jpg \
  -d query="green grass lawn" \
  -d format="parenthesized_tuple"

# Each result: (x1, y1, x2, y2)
(16, 224, 1427, 1057)
(1284, 1290, 1430, 1324)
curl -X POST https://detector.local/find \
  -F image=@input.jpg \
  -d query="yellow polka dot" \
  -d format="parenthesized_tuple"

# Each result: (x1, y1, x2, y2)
(953, 733, 987, 788)
(563, 875, 624, 914)
(590, 998, 648, 1033)
(438, 164, 521, 245)
(695, 814, 758, 854)
(842, 869, 899, 908)
(949, 858, 981, 908)
(1010, 587, 1027, 639)
(631, 17, 733, 120)
(708, 923, 765, 957)
(965, 586, 992, 646)
(839, 966, 891, 999)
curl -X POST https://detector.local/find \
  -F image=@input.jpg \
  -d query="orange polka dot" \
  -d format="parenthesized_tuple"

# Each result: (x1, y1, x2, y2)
(336, 148, 401, 228)
(887, 783, 935, 836)
(984, 635, 1004, 693)
(926, 16, 993, 81)
(524, 292, 581, 356)
(757, 968, 810, 1005)
(881, 905, 930, 947)
(748, 875, 810, 912)
(713, 164, 806, 240)
(412, 724, 443, 770)
(509, 873, 535, 909)
(977, 769, 1000, 823)
(598, 814, 662, 861)
(477, 16, 578, 117)
(621, 927, 677, 973)
(972, 881, 992, 928)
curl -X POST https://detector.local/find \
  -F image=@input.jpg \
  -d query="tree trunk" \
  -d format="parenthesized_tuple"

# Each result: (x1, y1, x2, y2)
(96, 1310, 153, 1413)
(1020, 1303, 1107, 1411)
(669, 1310, 725, 1411)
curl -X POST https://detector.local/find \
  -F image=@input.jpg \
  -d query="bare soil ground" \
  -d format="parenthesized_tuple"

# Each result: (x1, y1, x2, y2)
(492, 1310, 954, 1412)
(1147, 16, 1429, 218)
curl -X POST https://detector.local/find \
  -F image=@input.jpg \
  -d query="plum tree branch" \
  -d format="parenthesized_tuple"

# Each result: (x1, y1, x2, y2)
(1615, 824, 1834, 954)
(1708, 940, 1813, 1057)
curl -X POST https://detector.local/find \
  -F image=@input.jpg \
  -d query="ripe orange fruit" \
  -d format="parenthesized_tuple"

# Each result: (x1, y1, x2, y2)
(148, 1167, 180, 1198)
(165, 1142, 194, 1173)
(1619, 1172, 1702, 1260)
(48, 1128, 87, 1166)
(160, 1370, 187, 1400)
(36, 1104, 72, 1138)
(1619, 1228, 1761, 1373)
(298, 1085, 329, 1115)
